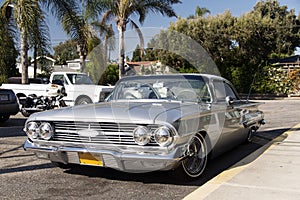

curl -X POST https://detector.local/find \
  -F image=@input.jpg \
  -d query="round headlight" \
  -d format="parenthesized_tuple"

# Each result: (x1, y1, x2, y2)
(39, 123, 54, 140)
(154, 126, 173, 147)
(133, 126, 151, 146)
(26, 122, 39, 140)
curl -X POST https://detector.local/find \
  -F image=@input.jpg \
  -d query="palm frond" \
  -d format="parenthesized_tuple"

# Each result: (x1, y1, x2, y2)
(135, 0, 181, 24)
(26, 2, 51, 55)
(128, 19, 144, 55)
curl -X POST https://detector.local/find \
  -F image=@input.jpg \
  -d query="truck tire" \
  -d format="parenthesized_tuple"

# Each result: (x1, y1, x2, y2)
(75, 96, 92, 105)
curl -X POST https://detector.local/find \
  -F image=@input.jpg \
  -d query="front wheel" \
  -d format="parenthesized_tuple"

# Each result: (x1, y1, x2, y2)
(75, 96, 92, 105)
(21, 108, 31, 117)
(173, 134, 208, 180)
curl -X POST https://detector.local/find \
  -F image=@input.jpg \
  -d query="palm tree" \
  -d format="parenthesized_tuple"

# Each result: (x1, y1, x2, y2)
(92, 20, 115, 61)
(45, 0, 96, 72)
(40, 0, 93, 72)
(195, 6, 210, 18)
(1, 0, 92, 82)
(0, 9, 18, 81)
(1, 0, 44, 84)
(88, 0, 180, 78)
(29, 5, 51, 78)
(187, 6, 211, 19)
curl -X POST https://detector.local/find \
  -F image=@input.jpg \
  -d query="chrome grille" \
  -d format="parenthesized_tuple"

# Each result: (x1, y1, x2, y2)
(52, 121, 159, 146)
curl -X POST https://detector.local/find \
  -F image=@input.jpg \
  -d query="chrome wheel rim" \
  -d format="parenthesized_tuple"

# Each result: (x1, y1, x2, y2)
(182, 135, 208, 177)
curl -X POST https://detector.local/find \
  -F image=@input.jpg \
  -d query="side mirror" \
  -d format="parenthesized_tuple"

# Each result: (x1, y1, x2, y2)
(226, 96, 234, 105)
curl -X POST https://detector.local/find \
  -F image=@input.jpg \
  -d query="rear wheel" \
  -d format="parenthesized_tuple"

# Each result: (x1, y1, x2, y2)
(0, 115, 9, 123)
(245, 129, 255, 143)
(173, 134, 208, 180)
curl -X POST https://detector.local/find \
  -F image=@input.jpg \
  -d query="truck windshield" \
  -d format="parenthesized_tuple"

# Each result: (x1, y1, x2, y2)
(67, 74, 94, 85)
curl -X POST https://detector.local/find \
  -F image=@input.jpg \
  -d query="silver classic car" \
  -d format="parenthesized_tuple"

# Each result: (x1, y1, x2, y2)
(24, 74, 264, 179)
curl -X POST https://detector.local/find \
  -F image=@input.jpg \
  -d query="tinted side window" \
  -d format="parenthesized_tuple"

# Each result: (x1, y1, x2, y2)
(224, 83, 238, 100)
(213, 81, 226, 101)
(213, 80, 238, 101)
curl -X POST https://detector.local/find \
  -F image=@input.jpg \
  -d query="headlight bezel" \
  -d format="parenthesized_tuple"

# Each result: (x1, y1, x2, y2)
(39, 122, 54, 140)
(133, 126, 151, 146)
(25, 121, 39, 140)
(132, 124, 176, 147)
(154, 126, 174, 147)
(25, 121, 54, 141)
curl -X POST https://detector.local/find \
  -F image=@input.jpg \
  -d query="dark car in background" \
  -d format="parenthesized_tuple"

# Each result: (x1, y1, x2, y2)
(0, 89, 19, 123)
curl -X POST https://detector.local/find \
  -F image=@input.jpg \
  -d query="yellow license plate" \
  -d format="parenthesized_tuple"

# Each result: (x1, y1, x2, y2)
(78, 152, 103, 166)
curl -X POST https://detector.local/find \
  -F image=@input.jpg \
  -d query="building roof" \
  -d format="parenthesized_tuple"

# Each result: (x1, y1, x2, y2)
(271, 55, 300, 66)
(126, 61, 159, 66)
(30, 56, 56, 63)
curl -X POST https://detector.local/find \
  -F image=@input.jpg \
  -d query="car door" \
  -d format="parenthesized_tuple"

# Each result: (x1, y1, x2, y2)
(211, 80, 246, 156)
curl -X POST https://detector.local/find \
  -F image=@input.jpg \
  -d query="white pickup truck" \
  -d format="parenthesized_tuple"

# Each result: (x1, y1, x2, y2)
(0, 72, 113, 106)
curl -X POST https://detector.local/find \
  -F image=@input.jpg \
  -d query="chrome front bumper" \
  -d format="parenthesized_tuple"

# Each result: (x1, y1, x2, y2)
(24, 139, 184, 173)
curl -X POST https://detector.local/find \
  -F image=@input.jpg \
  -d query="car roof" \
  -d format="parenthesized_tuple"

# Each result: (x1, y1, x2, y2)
(120, 73, 225, 82)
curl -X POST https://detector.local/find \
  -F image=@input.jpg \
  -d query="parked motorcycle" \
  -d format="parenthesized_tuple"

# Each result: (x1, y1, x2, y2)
(20, 83, 67, 117)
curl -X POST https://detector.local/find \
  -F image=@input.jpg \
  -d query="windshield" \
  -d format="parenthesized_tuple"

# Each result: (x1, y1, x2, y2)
(67, 74, 94, 85)
(110, 76, 211, 103)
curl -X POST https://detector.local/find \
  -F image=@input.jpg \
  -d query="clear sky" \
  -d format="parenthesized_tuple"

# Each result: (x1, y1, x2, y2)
(1, 0, 300, 47)
(48, 0, 300, 46)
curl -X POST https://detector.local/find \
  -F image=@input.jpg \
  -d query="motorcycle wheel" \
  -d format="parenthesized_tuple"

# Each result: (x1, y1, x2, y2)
(21, 108, 31, 117)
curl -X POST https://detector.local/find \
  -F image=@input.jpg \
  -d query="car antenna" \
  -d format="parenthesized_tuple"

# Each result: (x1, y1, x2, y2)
(246, 73, 257, 103)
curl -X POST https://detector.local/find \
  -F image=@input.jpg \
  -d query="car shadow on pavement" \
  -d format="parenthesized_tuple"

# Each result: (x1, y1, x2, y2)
(0, 163, 54, 175)
(0, 117, 26, 137)
(0, 117, 26, 127)
(63, 128, 291, 186)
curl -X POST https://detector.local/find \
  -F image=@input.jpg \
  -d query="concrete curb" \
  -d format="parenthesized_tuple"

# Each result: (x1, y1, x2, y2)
(183, 123, 300, 200)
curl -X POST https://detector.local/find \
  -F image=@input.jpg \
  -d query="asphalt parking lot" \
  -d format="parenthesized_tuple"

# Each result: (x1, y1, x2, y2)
(1, 99, 300, 200)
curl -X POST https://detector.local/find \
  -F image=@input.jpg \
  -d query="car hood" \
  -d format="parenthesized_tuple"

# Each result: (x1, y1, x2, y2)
(29, 101, 207, 124)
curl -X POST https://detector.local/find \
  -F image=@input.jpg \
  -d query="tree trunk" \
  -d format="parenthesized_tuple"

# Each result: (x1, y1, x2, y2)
(104, 36, 108, 62)
(20, 28, 28, 84)
(118, 22, 126, 79)
(33, 45, 37, 79)
(77, 44, 86, 72)
(80, 54, 86, 72)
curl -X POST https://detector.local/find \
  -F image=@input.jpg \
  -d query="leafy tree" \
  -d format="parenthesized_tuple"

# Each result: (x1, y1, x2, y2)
(98, 64, 119, 85)
(231, 0, 300, 92)
(131, 44, 143, 62)
(53, 40, 78, 65)
(89, 0, 180, 78)
(145, 0, 300, 93)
